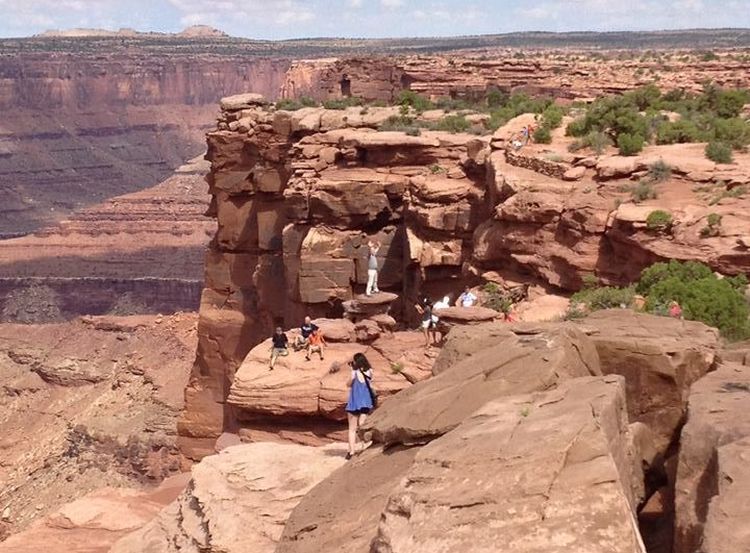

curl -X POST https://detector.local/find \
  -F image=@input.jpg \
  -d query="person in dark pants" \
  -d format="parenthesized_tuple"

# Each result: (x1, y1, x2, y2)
(269, 326, 289, 369)
(294, 316, 318, 350)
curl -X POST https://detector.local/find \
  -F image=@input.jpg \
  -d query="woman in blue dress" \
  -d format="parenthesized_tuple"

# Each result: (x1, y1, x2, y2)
(345, 352, 374, 460)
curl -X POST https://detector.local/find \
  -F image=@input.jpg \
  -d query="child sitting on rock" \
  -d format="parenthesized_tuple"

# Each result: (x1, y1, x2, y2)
(305, 328, 326, 361)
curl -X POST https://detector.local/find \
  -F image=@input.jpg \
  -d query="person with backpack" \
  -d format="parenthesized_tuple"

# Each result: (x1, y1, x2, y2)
(345, 352, 375, 460)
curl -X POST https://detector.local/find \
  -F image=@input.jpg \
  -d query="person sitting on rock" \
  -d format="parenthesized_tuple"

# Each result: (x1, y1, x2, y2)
(433, 295, 451, 310)
(293, 316, 318, 350)
(365, 239, 381, 296)
(269, 326, 289, 370)
(456, 286, 478, 307)
(345, 352, 375, 460)
(415, 297, 438, 347)
(305, 328, 326, 362)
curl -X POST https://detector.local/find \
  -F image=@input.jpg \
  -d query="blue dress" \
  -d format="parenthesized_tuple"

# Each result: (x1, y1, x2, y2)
(346, 370, 373, 413)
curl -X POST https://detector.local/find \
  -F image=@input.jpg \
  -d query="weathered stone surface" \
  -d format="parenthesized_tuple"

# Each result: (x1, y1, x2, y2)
(674, 363, 750, 553)
(219, 93, 267, 111)
(111, 443, 346, 553)
(701, 437, 750, 553)
(362, 324, 601, 445)
(227, 338, 411, 421)
(370, 377, 646, 553)
(580, 310, 719, 451)
(277, 446, 419, 553)
(0, 475, 188, 553)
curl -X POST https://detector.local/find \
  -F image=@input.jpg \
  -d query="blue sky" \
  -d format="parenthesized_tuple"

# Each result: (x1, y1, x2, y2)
(0, 0, 748, 39)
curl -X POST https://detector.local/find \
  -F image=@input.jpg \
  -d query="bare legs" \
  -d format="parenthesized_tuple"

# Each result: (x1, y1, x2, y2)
(347, 411, 369, 457)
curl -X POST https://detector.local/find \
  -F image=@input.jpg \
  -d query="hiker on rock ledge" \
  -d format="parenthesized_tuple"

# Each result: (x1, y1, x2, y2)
(345, 352, 375, 460)
(269, 326, 289, 369)
(365, 239, 381, 296)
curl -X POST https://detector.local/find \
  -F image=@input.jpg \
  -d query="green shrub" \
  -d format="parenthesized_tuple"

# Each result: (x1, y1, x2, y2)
(656, 119, 704, 144)
(584, 131, 612, 155)
(533, 125, 552, 144)
(276, 96, 318, 111)
(712, 118, 750, 150)
(396, 90, 433, 113)
(630, 181, 657, 203)
(571, 285, 636, 311)
(638, 260, 750, 340)
(433, 114, 471, 133)
(379, 115, 422, 135)
(700, 213, 723, 237)
(487, 88, 509, 108)
(646, 210, 673, 231)
(647, 160, 672, 183)
(482, 283, 512, 314)
(618, 133, 645, 156)
(705, 141, 733, 163)
(541, 105, 564, 129)
(566, 117, 588, 137)
(322, 97, 364, 110)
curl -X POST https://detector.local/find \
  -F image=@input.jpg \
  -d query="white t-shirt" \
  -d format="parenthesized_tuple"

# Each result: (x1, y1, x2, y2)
(458, 291, 477, 307)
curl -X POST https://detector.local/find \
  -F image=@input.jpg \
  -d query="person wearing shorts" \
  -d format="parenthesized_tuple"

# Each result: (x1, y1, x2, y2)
(269, 327, 289, 369)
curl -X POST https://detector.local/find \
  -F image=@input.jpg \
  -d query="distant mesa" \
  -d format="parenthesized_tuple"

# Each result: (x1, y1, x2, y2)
(35, 25, 228, 39)
(177, 25, 228, 38)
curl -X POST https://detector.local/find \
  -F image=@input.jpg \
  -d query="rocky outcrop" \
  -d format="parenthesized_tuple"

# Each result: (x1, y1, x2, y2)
(181, 94, 749, 456)
(673, 363, 750, 553)
(369, 377, 646, 553)
(580, 310, 720, 451)
(110, 443, 346, 553)
(0, 476, 189, 553)
(0, 314, 196, 535)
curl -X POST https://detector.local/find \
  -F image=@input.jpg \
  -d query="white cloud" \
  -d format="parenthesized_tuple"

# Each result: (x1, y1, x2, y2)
(348, 0, 363, 7)
(381, 0, 404, 7)
(167, 0, 315, 28)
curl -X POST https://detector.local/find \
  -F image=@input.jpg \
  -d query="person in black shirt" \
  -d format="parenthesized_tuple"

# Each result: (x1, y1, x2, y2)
(270, 326, 289, 369)
(294, 316, 319, 350)
(414, 297, 437, 347)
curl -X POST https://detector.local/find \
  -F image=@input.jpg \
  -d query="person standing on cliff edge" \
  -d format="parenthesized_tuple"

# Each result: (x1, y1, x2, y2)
(365, 239, 381, 296)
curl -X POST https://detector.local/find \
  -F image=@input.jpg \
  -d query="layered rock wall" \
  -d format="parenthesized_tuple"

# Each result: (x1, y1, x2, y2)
(179, 96, 749, 457)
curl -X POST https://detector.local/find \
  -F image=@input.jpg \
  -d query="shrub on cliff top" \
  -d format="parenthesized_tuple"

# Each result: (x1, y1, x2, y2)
(533, 125, 552, 144)
(433, 114, 471, 133)
(570, 285, 636, 312)
(646, 210, 673, 231)
(617, 133, 645, 156)
(396, 90, 433, 113)
(705, 141, 733, 164)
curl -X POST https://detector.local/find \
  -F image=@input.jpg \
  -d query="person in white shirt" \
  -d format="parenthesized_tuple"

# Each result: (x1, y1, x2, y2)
(456, 286, 478, 308)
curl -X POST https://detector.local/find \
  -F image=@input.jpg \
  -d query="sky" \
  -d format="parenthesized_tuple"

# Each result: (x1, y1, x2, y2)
(0, 0, 749, 40)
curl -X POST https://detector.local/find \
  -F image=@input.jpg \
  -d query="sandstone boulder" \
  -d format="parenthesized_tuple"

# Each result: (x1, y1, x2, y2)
(701, 437, 750, 553)
(370, 377, 646, 553)
(431, 321, 515, 374)
(219, 93, 267, 112)
(580, 310, 719, 451)
(673, 363, 750, 553)
(110, 443, 346, 553)
(0, 476, 188, 553)
(227, 338, 410, 421)
(361, 323, 601, 445)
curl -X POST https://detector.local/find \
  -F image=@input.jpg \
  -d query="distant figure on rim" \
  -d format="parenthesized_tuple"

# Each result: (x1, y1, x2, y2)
(269, 326, 289, 369)
(345, 352, 375, 460)
(365, 239, 381, 296)
(669, 300, 683, 319)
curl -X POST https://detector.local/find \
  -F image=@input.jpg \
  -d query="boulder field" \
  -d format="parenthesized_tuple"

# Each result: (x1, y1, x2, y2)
(178, 94, 750, 457)
(106, 309, 750, 552)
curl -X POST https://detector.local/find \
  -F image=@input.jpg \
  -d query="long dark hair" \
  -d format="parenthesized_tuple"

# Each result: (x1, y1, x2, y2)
(352, 352, 372, 372)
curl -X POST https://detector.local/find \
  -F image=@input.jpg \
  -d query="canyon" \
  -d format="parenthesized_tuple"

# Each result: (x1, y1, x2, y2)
(1, 29, 750, 553)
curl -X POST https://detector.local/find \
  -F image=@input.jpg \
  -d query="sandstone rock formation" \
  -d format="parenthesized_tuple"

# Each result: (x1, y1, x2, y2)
(180, 94, 750, 457)
(0, 476, 189, 553)
(370, 377, 646, 553)
(673, 363, 750, 553)
(580, 310, 720, 451)
(0, 314, 196, 535)
(110, 443, 346, 553)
